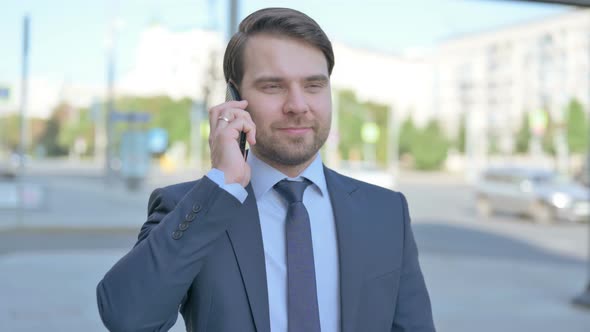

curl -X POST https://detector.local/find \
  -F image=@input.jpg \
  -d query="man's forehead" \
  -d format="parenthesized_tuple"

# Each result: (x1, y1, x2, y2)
(245, 33, 306, 48)
(242, 34, 328, 79)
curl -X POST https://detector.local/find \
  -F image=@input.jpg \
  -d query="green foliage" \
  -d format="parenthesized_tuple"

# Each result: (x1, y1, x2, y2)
(399, 116, 416, 157)
(364, 101, 389, 165)
(337, 90, 364, 161)
(541, 110, 555, 155)
(59, 107, 95, 155)
(37, 111, 68, 156)
(410, 120, 449, 170)
(0, 114, 20, 151)
(337, 89, 449, 169)
(456, 114, 466, 154)
(116, 95, 192, 145)
(515, 112, 530, 153)
(29, 96, 194, 157)
(565, 99, 589, 154)
(489, 134, 500, 155)
(336, 90, 390, 166)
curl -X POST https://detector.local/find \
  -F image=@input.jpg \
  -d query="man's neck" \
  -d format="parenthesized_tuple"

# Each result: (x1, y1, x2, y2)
(250, 150, 316, 178)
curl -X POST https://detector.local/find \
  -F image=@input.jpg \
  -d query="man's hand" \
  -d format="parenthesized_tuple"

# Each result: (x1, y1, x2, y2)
(208, 100, 256, 187)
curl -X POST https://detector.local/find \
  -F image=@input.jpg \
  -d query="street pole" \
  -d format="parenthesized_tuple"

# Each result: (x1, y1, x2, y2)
(17, 14, 30, 227)
(388, 105, 399, 189)
(19, 15, 30, 170)
(229, 0, 238, 38)
(573, 147, 590, 308)
(104, 18, 117, 183)
(92, 99, 106, 165)
(190, 101, 204, 173)
(326, 90, 340, 169)
(572, 33, 590, 310)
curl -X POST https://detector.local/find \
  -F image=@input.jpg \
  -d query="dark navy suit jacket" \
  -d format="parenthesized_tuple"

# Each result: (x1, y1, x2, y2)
(96, 167, 435, 332)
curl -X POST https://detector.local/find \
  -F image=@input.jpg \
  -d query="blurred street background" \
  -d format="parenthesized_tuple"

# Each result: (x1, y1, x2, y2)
(1, 0, 590, 331)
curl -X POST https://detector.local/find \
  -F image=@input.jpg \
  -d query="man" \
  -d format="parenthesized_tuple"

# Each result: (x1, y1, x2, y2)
(97, 7, 434, 332)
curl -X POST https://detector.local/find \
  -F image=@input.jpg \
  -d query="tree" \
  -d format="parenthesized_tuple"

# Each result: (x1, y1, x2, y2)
(541, 110, 555, 156)
(37, 115, 68, 156)
(36, 103, 73, 156)
(515, 112, 530, 154)
(0, 114, 21, 151)
(335, 90, 391, 166)
(398, 116, 416, 157)
(411, 119, 449, 170)
(364, 101, 389, 166)
(59, 107, 95, 156)
(565, 98, 589, 154)
(456, 114, 466, 154)
(337, 90, 364, 161)
(116, 95, 192, 146)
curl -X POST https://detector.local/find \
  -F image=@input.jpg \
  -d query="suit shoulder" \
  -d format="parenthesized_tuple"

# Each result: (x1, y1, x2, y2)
(327, 168, 403, 198)
(152, 179, 202, 203)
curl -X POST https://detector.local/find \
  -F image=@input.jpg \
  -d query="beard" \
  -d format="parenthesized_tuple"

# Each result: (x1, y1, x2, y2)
(252, 117, 331, 167)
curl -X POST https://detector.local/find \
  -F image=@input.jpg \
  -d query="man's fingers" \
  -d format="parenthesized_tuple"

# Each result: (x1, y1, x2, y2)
(209, 100, 248, 120)
(209, 99, 247, 113)
(216, 117, 256, 142)
(208, 100, 249, 132)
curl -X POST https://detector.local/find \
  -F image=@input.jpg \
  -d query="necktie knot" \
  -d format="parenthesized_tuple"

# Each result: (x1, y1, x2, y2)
(274, 179, 311, 204)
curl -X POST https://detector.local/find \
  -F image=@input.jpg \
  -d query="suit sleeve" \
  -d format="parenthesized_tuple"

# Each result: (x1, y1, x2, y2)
(96, 177, 243, 332)
(391, 193, 436, 332)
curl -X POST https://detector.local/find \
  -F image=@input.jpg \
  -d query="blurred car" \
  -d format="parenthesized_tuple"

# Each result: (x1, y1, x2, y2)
(574, 158, 589, 188)
(0, 158, 17, 179)
(475, 167, 590, 224)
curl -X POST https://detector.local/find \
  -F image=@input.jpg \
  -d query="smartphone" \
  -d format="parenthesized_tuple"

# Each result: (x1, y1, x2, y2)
(225, 81, 248, 158)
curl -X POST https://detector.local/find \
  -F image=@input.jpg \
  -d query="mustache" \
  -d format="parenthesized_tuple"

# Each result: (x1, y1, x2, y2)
(272, 117, 316, 128)
(272, 115, 317, 128)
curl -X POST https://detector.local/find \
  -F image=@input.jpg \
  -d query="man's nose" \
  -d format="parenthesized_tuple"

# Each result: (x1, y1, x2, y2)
(283, 86, 310, 114)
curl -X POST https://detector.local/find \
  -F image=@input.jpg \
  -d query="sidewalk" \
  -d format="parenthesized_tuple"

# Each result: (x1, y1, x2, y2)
(0, 247, 588, 332)
(2, 160, 588, 331)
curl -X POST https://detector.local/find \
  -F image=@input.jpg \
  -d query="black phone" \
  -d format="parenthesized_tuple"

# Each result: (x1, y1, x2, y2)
(225, 81, 248, 158)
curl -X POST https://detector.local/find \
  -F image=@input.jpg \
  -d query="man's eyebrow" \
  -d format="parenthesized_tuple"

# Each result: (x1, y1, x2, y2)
(253, 75, 329, 85)
(253, 76, 284, 85)
(304, 74, 329, 82)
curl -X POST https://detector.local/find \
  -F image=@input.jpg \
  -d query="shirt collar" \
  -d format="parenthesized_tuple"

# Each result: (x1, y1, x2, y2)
(247, 151, 327, 200)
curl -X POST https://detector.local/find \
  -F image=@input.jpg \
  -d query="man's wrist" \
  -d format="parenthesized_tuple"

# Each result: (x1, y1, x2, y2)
(206, 169, 248, 203)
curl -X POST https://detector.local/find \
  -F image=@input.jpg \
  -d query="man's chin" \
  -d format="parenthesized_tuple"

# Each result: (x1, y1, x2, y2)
(255, 145, 318, 167)
(282, 150, 317, 164)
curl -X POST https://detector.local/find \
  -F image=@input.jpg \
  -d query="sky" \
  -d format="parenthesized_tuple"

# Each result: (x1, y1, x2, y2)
(0, 0, 572, 101)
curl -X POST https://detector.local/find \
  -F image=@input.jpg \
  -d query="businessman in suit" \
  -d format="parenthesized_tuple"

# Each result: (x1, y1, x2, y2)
(97, 7, 434, 332)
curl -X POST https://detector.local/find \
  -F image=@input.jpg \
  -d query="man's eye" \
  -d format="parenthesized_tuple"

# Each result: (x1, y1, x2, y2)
(261, 84, 282, 93)
(306, 83, 324, 91)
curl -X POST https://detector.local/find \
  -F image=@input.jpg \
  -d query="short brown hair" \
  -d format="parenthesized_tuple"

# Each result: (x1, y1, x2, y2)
(223, 7, 335, 86)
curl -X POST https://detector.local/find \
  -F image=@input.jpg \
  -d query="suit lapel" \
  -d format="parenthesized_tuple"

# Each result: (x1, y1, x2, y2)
(324, 167, 366, 332)
(226, 184, 270, 332)
(225, 170, 367, 332)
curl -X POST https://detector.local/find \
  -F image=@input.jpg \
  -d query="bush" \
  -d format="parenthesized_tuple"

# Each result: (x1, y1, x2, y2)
(410, 120, 449, 170)
(566, 99, 589, 154)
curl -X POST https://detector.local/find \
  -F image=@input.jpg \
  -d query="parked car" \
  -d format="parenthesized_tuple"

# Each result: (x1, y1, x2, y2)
(0, 159, 17, 179)
(574, 158, 589, 188)
(475, 167, 590, 224)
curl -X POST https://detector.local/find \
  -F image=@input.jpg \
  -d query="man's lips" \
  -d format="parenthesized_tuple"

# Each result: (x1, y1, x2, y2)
(277, 127, 312, 134)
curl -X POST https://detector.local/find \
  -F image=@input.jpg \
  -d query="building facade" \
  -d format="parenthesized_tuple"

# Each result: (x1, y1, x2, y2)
(435, 8, 590, 153)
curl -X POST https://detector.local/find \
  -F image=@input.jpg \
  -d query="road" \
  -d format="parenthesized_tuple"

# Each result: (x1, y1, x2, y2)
(0, 165, 588, 331)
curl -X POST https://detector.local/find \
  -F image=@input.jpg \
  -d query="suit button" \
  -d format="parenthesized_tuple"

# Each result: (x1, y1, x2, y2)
(172, 230, 183, 240)
(192, 204, 201, 213)
(186, 212, 196, 222)
(179, 222, 189, 231)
